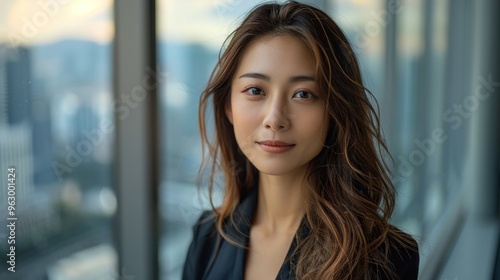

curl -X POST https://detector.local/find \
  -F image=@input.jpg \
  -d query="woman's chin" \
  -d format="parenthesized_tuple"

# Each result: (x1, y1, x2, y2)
(252, 162, 307, 177)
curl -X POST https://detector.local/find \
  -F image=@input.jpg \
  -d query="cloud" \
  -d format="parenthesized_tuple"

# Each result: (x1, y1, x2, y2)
(1, 0, 113, 46)
(157, 0, 251, 50)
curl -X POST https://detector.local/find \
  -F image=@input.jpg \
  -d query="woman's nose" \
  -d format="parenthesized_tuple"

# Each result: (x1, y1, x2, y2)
(262, 97, 290, 131)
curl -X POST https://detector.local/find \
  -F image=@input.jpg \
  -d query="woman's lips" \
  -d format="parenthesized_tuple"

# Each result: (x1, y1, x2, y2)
(256, 140, 295, 153)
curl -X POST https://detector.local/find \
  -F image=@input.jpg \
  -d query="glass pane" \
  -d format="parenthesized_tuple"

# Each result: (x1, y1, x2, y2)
(329, 0, 452, 239)
(0, 1, 117, 279)
(330, 0, 385, 100)
(389, 0, 425, 236)
(418, 0, 450, 236)
(391, 0, 452, 239)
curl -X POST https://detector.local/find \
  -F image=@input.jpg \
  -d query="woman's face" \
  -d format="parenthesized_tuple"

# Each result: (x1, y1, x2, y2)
(227, 34, 329, 176)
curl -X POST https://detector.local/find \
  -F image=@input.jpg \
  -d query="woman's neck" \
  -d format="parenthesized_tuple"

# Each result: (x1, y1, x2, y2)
(253, 170, 307, 236)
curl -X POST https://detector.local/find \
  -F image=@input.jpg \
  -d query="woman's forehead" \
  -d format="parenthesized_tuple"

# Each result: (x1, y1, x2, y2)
(233, 34, 316, 80)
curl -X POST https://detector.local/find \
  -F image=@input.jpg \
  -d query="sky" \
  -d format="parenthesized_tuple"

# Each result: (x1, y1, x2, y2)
(0, 0, 403, 55)
(0, 0, 113, 46)
(0, 0, 261, 48)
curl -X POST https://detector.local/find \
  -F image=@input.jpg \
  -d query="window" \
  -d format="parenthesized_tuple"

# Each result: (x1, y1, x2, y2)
(389, 0, 452, 238)
(0, 1, 117, 279)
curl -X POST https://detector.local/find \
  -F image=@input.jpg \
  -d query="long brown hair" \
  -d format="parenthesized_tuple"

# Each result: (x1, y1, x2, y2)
(198, 1, 417, 279)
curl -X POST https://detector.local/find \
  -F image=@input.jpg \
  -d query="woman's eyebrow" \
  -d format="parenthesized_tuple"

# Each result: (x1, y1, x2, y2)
(289, 75, 315, 83)
(238, 72, 270, 80)
(238, 72, 316, 82)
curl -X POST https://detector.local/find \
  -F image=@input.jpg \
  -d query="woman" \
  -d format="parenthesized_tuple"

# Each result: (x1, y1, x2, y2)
(183, 1, 419, 279)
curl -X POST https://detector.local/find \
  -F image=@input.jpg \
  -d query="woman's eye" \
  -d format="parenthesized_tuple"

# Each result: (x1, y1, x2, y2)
(245, 87, 263, 95)
(293, 90, 314, 99)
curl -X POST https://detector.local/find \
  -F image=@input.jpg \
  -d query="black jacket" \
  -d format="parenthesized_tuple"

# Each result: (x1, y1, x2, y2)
(182, 187, 419, 279)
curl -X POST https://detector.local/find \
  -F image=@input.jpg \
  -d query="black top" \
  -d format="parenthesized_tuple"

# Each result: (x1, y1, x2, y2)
(182, 187, 419, 280)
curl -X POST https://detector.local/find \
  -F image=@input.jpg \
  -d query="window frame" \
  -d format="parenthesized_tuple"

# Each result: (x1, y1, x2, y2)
(113, 0, 159, 279)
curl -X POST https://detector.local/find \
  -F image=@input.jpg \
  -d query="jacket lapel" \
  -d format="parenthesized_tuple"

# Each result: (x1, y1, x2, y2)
(204, 187, 258, 280)
(276, 217, 310, 279)
(204, 186, 310, 280)
(228, 187, 257, 279)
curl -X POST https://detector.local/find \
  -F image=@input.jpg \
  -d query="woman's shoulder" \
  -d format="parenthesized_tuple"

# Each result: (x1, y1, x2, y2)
(383, 226, 420, 279)
(182, 210, 219, 280)
(191, 210, 218, 240)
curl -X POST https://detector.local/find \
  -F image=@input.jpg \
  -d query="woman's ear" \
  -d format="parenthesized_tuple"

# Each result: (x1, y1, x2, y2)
(225, 99, 233, 124)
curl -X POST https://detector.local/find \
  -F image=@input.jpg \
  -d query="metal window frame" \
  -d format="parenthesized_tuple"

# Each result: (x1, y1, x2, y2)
(113, 0, 159, 280)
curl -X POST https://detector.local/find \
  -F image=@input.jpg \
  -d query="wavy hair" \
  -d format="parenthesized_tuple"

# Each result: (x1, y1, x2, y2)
(198, 1, 417, 279)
